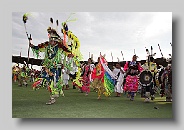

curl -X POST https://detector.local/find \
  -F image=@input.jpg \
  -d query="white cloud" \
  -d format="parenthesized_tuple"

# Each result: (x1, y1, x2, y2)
(144, 12, 172, 39)
(12, 12, 172, 63)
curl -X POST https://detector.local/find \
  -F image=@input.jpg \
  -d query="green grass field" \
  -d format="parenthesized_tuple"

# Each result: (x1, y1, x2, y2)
(12, 81, 172, 118)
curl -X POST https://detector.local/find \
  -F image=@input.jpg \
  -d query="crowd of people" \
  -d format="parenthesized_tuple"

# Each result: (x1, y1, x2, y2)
(12, 52, 172, 104)
(12, 64, 41, 87)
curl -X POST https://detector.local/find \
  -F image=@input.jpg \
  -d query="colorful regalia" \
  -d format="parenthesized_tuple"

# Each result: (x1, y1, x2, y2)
(141, 56, 158, 102)
(160, 64, 172, 101)
(112, 65, 125, 97)
(91, 55, 116, 99)
(12, 64, 20, 82)
(81, 64, 91, 95)
(18, 65, 28, 87)
(123, 55, 143, 101)
(91, 58, 105, 99)
(24, 13, 83, 105)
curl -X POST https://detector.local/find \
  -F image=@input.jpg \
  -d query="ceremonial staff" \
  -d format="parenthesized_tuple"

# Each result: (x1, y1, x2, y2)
(169, 42, 172, 57)
(145, 47, 150, 70)
(150, 46, 153, 70)
(121, 51, 124, 61)
(19, 48, 22, 65)
(151, 46, 156, 86)
(23, 13, 32, 66)
(111, 52, 113, 63)
(158, 44, 164, 58)
(91, 54, 93, 62)
(110, 52, 114, 69)
(117, 57, 120, 62)
(168, 42, 172, 63)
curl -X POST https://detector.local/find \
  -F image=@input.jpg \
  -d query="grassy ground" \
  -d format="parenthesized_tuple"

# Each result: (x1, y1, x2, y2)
(12, 80, 172, 118)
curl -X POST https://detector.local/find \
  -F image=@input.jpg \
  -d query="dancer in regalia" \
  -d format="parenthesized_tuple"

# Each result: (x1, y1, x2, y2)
(18, 65, 28, 87)
(161, 63, 172, 101)
(25, 13, 83, 105)
(91, 55, 116, 99)
(81, 58, 92, 96)
(123, 55, 143, 101)
(113, 62, 125, 97)
(91, 57, 105, 99)
(141, 56, 158, 102)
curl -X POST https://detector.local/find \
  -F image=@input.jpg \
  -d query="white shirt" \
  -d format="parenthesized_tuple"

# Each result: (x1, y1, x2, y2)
(113, 67, 124, 81)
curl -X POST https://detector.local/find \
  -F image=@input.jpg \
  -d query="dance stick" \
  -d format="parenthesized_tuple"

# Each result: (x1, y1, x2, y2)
(111, 52, 113, 62)
(121, 51, 124, 61)
(158, 44, 164, 58)
(151, 46, 153, 56)
(23, 14, 32, 65)
(117, 57, 120, 62)
(145, 47, 150, 70)
(91, 54, 93, 61)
